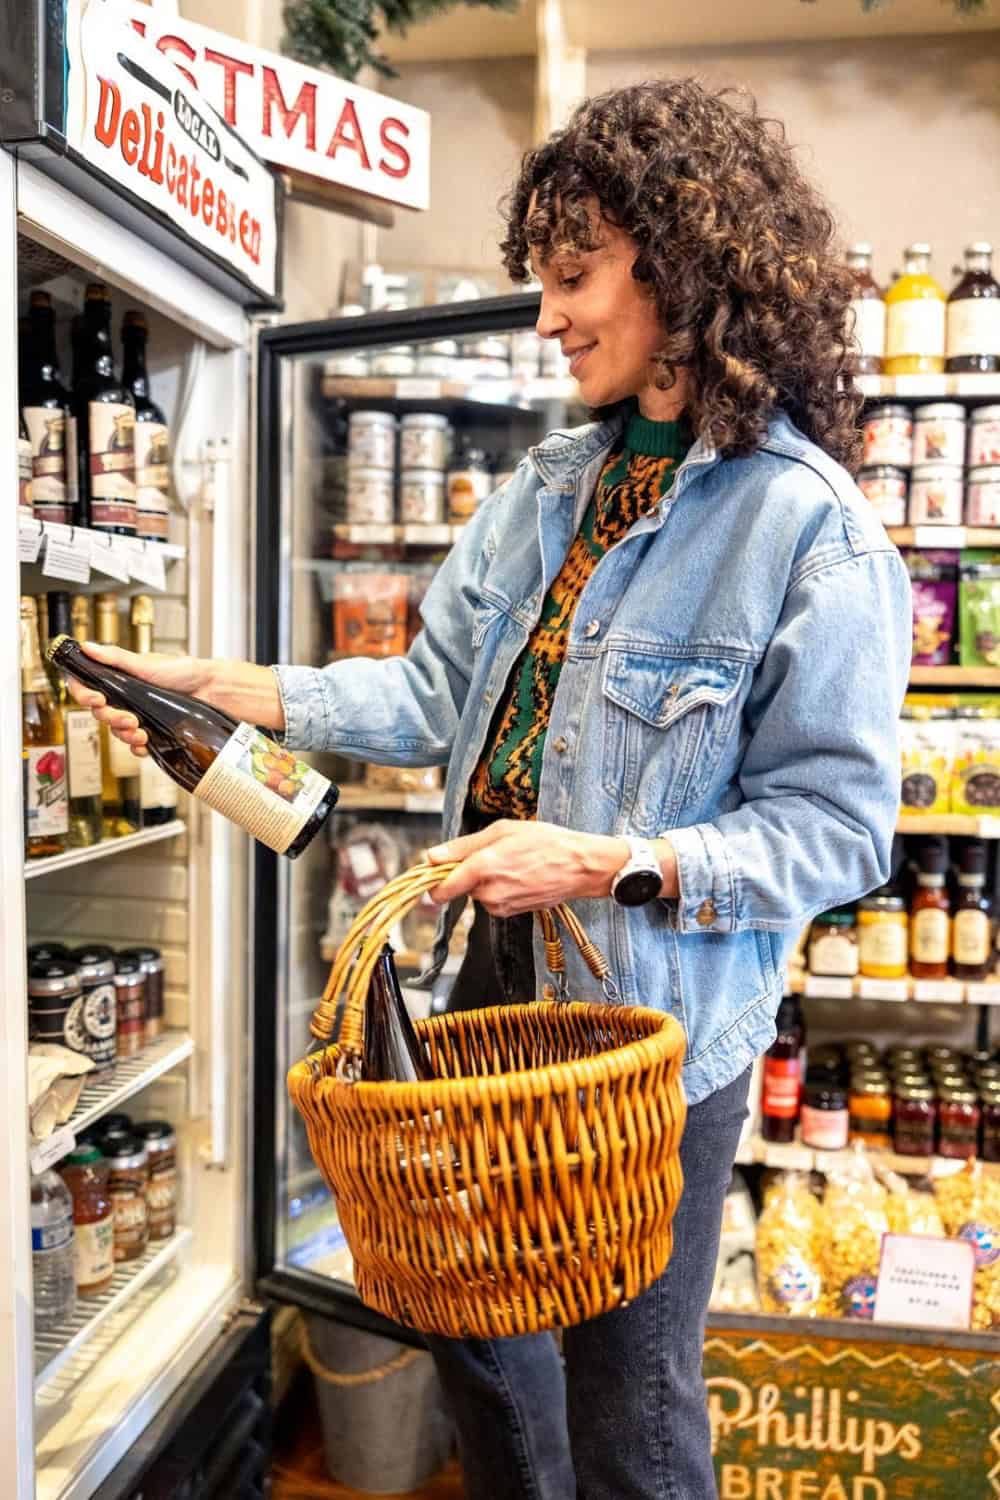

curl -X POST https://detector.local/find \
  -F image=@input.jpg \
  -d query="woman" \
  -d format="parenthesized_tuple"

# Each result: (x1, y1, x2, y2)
(72, 79, 909, 1500)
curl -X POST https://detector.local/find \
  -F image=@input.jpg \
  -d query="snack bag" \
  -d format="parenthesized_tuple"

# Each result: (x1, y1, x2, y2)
(951, 699, 1000, 816)
(904, 548, 958, 666)
(818, 1148, 888, 1320)
(755, 1172, 822, 1316)
(881, 1170, 945, 1237)
(959, 550, 1000, 669)
(899, 704, 955, 816)
(934, 1160, 1000, 1331)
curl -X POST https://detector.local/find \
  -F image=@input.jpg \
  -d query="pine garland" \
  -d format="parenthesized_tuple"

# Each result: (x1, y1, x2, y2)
(283, 0, 516, 80)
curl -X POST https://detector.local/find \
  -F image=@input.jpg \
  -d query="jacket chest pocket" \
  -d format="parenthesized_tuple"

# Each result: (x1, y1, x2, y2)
(601, 651, 747, 834)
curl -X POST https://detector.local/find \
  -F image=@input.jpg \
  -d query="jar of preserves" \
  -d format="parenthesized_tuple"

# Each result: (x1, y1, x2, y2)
(104, 1132, 149, 1262)
(800, 1081, 849, 1151)
(857, 887, 908, 978)
(400, 413, 450, 472)
(347, 411, 397, 471)
(970, 406, 1000, 468)
(912, 403, 967, 466)
(857, 465, 907, 527)
(808, 908, 859, 977)
(346, 467, 395, 525)
(980, 1080, 1000, 1162)
(893, 1081, 937, 1156)
(447, 445, 492, 522)
(370, 345, 416, 379)
(966, 466, 1000, 528)
(937, 1083, 980, 1160)
(848, 1075, 892, 1149)
(415, 340, 459, 380)
(70, 944, 117, 1078)
(114, 955, 146, 1059)
(908, 463, 964, 527)
(133, 1121, 177, 1240)
(863, 405, 913, 468)
(946, 242, 1000, 375)
(59, 1144, 114, 1294)
(926, 1045, 960, 1070)
(885, 243, 946, 377)
(887, 1045, 922, 1072)
(399, 470, 445, 525)
(845, 244, 886, 376)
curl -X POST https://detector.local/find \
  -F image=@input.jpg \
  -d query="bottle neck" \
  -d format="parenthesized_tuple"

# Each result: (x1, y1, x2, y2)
(27, 308, 60, 381)
(122, 333, 149, 399)
(958, 873, 986, 890)
(94, 607, 120, 648)
(965, 251, 993, 276)
(133, 622, 153, 654)
(904, 254, 930, 278)
(917, 873, 946, 890)
(84, 304, 114, 378)
(21, 615, 49, 694)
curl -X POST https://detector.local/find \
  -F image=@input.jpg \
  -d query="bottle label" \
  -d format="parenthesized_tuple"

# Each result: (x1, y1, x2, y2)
(886, 299, 946, 360)
(762, 1056, 801, 1119)
(954, 908, 991, 966)
(89, 401, 136, 529)
(194, 722, 331, 855)
(65, 708, 102, 799)
(947, 299, 1000, 360)
(134, 421, 170, 540)
(71, 981, 116, 1071)
(65, 415, 79, 510)
(809, 931, 860, 977)
(108, 726, 139, 781)
(800, 1103, 849, 1151)
(23, 407, 71, 524)
(110, 1188, 148, 1254)
(849, 298, 886, 359)
(859, 919, 907, 969)
(75, 1215, 115, 1287)
(912, 906, 950, 964)
(26, 745, 69, 835)
(32, 1215, 73, 1254)
(18, 436, 32, 511)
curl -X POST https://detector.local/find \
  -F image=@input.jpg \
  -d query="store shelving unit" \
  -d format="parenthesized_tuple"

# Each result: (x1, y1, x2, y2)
(19, 514, 185, 593)
(23, 820, 185, 879)
(909, 666, 1000, 686)
(896, 814, 1000, 838)
(320, 373, 578, 409)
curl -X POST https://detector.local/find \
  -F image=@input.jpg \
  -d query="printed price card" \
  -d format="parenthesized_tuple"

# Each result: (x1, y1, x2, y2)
(89, 533, 132, 582)
(874, 1232, 974, 1331)
(42, 528, 92, 584)
(19, 516, 43, 563)
(30, 1126, 76, 1178)
(127, 541, 167, 591)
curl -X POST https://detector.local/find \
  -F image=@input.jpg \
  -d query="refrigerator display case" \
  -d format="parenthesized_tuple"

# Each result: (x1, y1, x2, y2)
(252, 298, 586, 1335)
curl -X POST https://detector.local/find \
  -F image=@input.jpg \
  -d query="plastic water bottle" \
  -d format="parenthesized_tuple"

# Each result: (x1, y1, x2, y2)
(31, 1169, 76, 1335)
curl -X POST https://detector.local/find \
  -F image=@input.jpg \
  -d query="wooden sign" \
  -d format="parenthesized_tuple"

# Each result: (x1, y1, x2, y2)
(705, 1318, 1000, 1499)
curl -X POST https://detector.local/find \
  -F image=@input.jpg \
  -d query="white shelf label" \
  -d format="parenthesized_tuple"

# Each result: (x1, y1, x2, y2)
(400, 524, 451, 547)
(19, 517, 43, 562)
(874, 1233, 974, 1332)
(42, 529, 92, 584)
(858, 977, 910, 1002)
(913, 525, 966, 550)
(803, 974, 854, 1000)
(89, 533, 132, 582)
(912, 980, 965, 1004)
(395, 379, 442, 400)
(967, 982, 1000, 1006)
(30, 1126, 76, 1177)
(127, 542, 167, 591)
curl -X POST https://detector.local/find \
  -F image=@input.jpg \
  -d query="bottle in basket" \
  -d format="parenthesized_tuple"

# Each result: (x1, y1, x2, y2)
(363, 944, 433, 1082)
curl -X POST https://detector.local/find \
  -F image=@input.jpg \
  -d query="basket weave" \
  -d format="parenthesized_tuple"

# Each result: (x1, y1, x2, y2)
(287, 862, 687, 1338)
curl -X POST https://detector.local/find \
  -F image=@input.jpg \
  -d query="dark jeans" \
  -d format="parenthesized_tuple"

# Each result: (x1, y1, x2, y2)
(430, 904, 751, 1500)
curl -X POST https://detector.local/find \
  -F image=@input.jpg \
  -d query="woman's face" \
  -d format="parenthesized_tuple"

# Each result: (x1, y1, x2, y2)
(530, 198, 687, 419)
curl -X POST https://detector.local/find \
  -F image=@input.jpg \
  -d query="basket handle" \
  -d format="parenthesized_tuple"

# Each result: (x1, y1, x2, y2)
(309, 860, 619, 1048)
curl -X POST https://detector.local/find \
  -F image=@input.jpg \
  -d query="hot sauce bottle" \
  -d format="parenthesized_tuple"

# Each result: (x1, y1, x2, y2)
(760, 994, 806, 1144)
(910, 841, 951, 979)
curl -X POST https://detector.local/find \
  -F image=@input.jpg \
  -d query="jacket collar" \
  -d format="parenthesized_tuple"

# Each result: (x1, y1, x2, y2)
(527, 408, 719, 492)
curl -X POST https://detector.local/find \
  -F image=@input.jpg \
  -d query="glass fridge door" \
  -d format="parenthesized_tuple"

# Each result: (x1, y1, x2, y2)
(253, 294, 587, 1329)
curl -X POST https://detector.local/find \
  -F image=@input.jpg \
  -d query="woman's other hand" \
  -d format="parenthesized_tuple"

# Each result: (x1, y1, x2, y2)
(425, 819, 677, 914)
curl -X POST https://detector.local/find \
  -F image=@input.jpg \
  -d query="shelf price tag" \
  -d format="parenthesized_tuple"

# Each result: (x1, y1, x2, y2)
(966, 982, 1000, 1006)
(858, 977, 910, 1002)
(395, 378, 442, 400)
(89, 533, 132, 582)
(913, 525, 966, 550)
(19, 516, 43, 563)
(803, 975, 854, 1000)
(912, 979, 965, 1004)
(874, 1233, 974, 1332)
(127, 542, 167, 591)
(42, 528, 92, 584)
(30, 1125, 76, 1177)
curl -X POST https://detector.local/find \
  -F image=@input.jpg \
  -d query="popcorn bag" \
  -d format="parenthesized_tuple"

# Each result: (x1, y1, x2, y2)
(817, 1149, 888, 1321)
(755, 1173, 823, 1316)
(934, 1160, 1000, 1331)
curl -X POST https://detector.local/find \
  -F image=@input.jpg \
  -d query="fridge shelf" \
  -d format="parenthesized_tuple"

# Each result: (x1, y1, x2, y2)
(24, 820, 185, 880)
(30, 1031, 195, 1176)
(19, 515, 185, 591)
(335, 785, 445, 814)
(320, 373, 581, 411)
(33, 1228, 192, 1389)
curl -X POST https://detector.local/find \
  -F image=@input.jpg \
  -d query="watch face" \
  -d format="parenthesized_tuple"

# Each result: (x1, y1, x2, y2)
(615, 868, 662, 907)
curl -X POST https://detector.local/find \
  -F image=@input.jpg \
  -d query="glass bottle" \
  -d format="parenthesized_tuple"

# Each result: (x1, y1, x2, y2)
(363, 944, 433, 1082)
(845, 243, 886, 376)
(93, 594, 140, 836)
(980, 1080, 1000, 1162)
(59, 1145, 115, 1295)
(953, 839, 993, 981)
(72, 283, 135, 535)
(46, 592, 103, 847)
(21, 595, 68, 859)
(946, 242, 1000, 374)
(848, 1074, 893, 1150)
(857, 886, 908, 979)
(130, 595, 178, 828)
(893, 1081, 937, 1157)
(122, 310, 171, 543)
(761, 994, 806, 1143)
(18, 410, 33, 514)
(910, 842, 951, 979)
(31, 1168, 76, 1334)
(47, 634, 338, 859)
(21, 289, 73, 526)
(937, 1083, 981, 1160)
(885, 244, 947, 377)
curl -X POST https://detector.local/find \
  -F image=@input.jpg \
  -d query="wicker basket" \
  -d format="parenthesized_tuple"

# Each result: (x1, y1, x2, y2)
(287, 861, 688, 1338)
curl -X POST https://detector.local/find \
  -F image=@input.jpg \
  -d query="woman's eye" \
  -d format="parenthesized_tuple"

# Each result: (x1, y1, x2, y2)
(559, 273, 582, 289)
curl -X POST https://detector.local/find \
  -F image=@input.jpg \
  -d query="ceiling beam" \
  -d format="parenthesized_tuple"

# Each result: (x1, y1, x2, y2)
(534, 0, 587, 141)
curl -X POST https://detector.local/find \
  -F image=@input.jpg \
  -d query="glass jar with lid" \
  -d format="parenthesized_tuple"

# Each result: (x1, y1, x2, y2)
(848, 1075, 892, 1149)
(937, 1083, 980, 1160)
(893, 1081, 937, 1156)
(857, 887, 908, 978)
(800, 1080, 849, 1150)
(979, 1080, 1000, 1161)
(808, 907, 859, 977)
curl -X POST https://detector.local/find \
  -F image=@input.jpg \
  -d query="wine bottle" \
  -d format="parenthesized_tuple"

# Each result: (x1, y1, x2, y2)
(122, 311, 171, 544)
(47, 592, 103, 847)
(363, 944, 433, 1082)
(130, 595, 177, 827)
(72, 283, 135, 536)
(22, 290, 73, 526)
(18, 411, 33, 514)
(94, 594, 140, 837)
(46, 636, 339, 858)
(21, 597, 69, 859)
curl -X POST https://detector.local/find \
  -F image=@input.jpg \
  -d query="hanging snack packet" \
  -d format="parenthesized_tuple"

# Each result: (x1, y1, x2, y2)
(934, 1160, 1000, 1331)
(900, 704, 955, 815)
(905, 549, 958, 666)
(755, 1172, 823, 1316)
(959, 550, 1000, 668)
(817, 1148, 888, 1321)
(881, 1169, 945, 1237)
(952, 700, 1000, 815)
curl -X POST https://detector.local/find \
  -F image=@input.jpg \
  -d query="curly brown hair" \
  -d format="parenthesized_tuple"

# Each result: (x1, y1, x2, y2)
(500, 78, 863, 470)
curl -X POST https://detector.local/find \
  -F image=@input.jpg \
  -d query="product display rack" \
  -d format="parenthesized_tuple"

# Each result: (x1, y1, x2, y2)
(23, 820, 186, 880)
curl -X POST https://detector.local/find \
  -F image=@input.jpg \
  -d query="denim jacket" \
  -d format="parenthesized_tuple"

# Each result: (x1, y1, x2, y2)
(275, 408, 911, 1103)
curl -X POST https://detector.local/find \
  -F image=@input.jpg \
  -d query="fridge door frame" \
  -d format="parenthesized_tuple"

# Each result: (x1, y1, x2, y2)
(251, 294, 548, 1338)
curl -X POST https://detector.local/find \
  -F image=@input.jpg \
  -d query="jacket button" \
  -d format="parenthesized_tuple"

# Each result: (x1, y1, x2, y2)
(668, 683, 680, 698)
(696, 899, 718, 927)
(583, 619, 601, 639)
(552, 736, 569, 754)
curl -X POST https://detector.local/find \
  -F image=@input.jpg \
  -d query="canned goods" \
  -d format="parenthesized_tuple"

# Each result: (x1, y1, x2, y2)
(912, 402, 967, 466)
(346, 467, 395, 525)
(967, 465, 1000, 526)
(400, 413, 450, 472)
(857, 465, 907, 526)
(104, 1132, 149, 1262)
(970, 405, 1000, 468)
(400, 469, 445, 524)
(908, 463, 965, 526)
(370, 346, 416, 378)
(863, 404, 913, 468)
(133, 1121, 177, 1241)
(114, 955, 146, 1060)
(28, 958, 88, 1059)
(347, 411, 397, 471)
(119, 946, 164, 1043)
(71, 944, 117, 1078)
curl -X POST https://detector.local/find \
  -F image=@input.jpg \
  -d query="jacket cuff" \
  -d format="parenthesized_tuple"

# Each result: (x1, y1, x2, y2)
(271, 664, 331, 752)
(661, 822, 737, 933)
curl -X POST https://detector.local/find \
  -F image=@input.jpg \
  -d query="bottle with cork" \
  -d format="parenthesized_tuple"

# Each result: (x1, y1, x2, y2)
(953, 839, 993, 981)
(47, 592, 103, 847)
(21, 596, 69, 859)
(130, 595, 178, 827)
(93, 593, 140, 836)
(910, 840, 952, 979)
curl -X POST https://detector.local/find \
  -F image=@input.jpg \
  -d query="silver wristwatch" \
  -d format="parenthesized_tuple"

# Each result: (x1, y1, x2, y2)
(610, 836, 663, 907)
